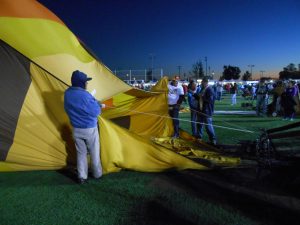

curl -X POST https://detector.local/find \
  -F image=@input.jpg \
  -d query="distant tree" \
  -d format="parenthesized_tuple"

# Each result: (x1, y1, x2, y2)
(190, 60, 204, 79)
(222, 65, 241, 80)
(285, 63, 297, 72)
(242, 71, 252, 81)
(279, 71, 300, 80)
(279, 63, 300, 80)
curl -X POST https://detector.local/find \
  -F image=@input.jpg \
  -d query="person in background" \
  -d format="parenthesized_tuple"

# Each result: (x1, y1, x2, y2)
(230, 83, 238, 105)
(175, 75, 187, 103)
(212, 82, 217, 100)
(168, 79, 185, 138)
(216, 82, 223, 101)
(272, 80, 285, 117)
(196, 77, 217, 145)
(182, 83, 188, 95)
(251, 84, 257, 100)
(281, 80, 297, 121)
(266, 82, 274, 105)
(255, 79, 268, 116)
(225, 83, 231, 93)
(187, 80, 200, 137)
(64, 70, 105, 184)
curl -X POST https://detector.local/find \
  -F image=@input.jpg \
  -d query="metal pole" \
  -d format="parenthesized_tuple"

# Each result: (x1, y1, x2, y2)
(205, 56, 207, 76)
(248, 64, 255, 79)
(145, 69, 147, 82)
(129, 69, 132, 84)
(177, 65, 182, 77)
(149, 53, 155, 81)
(260, 70, 265, 79)
(160, 68, 163, 78)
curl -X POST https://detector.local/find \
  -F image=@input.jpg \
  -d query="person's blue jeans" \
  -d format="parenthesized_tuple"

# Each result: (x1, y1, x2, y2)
(217, 91, 222, 101)
(198, 115, 216, 142)
(231, 93, 237, 105)
(190, 109, 198, 136)
(169, 104, 180, 137)
(256, 95, 267, 116)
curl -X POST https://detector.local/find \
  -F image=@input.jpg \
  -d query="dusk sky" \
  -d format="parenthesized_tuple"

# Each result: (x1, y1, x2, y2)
(39, 0, 300, 79)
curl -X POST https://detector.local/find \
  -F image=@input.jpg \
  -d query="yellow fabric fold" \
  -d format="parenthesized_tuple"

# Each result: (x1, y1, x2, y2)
(4, 64, 75, 171)
(152, 136, 240, 168)
(99, 117, 207, 173)
(0, 17, 93, 62)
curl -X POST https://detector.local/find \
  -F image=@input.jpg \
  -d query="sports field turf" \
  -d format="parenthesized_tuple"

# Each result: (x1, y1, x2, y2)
(1, 94, 299, 225)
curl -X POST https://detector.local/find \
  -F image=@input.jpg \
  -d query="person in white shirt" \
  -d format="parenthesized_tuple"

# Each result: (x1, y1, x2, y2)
(168, 79, 185, 138)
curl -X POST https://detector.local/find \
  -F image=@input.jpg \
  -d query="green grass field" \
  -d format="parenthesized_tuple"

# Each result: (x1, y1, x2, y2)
(1, 94, 299, 225)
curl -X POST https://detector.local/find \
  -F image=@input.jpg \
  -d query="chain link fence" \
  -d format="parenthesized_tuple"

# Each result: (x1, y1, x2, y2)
(113, 68, 164, 84)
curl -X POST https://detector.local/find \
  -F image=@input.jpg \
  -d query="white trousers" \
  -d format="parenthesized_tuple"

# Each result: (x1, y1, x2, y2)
(231, 93, 237, 105)
(73, 127, 102, 179)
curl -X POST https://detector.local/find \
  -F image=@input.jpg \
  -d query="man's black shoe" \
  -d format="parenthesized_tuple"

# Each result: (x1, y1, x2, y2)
(210, 140, 217, 146)
(78, 178, 88, 184)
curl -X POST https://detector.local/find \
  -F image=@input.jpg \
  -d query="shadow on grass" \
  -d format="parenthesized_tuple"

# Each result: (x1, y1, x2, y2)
(0, 170, 77, 188)
(147, 170, 300, 225)
(131, 199, 200, 225)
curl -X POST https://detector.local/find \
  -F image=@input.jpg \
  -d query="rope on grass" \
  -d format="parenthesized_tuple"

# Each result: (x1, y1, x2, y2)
(189, 108, 252, 133)
(104, 105, 256, 134)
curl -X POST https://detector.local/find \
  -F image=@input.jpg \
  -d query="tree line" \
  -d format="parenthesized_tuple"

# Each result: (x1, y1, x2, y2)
(279, 63, 300, 80)
(189, 60, 300, 81)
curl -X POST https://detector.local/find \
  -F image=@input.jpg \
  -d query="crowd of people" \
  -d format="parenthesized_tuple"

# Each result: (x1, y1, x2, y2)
(208, 78, 300, 120)
(238, 79, 299, 120)
(167, 76, 217, 146)
(272, 79, 299, 120)
(167, 76, 300, 147)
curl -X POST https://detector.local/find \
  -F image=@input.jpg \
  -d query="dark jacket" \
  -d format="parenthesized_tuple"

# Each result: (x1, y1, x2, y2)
(202, 86, 215, 116)
(187, 87, 200, 110)
(195, 86, 215, 117)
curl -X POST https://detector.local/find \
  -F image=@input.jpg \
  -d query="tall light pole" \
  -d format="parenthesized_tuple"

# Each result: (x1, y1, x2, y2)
(205, 56, 208, 76)
(248, 64, 255, 79)
(177, 65, 182, 77)
(260, 70, 265, 79)
(149, 53, 155, 81)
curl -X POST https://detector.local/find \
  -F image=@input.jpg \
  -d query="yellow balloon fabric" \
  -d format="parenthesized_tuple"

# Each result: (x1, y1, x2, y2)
(0, 0, 241, 173)
(99, 117, 207, 173)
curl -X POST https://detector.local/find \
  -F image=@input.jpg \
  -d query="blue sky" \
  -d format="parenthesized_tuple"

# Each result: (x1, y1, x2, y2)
(39, 0, 300, 79)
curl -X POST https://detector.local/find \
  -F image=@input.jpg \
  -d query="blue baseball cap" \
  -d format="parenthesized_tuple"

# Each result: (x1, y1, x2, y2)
(71, 70, 92, 88)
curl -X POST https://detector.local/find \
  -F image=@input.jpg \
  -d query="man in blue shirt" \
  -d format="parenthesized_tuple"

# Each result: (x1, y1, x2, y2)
(187, 80, 200, 137)
(64, 70, 105, 184)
